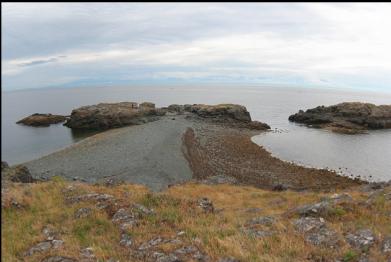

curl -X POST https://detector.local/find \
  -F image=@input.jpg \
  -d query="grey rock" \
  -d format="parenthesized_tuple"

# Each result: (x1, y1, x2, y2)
(305, 227, 339, 248)
(293, 217, 326, 233)
(138, 237, 164, 250)
(51, 239, 64, 249)
(346, 229, 376, 250)
(24, 241, 53, 256)
(294, 201, 332, 217)
(330, 193, 353, 204)
(66, 193, 114, 204)
(133, 203, 155, 215)
(42, 226, 58, 240)
(381, 236, 391, 253)
(243, 228, 274, 238)
(74, 207, 93, 219)
(80, 247, 95, 259)
(174, 246, 198, 255)
(119, 233, 132, 247)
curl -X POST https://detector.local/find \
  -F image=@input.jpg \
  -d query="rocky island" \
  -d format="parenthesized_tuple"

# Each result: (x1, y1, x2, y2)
(16, 113, 67, 127)
(288, 102, 391, 134)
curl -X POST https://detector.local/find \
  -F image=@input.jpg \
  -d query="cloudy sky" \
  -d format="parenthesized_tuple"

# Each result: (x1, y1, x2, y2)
(2, 3, 391, 91)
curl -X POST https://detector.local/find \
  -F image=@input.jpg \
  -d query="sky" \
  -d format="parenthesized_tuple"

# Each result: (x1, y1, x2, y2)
(2, 3, 391, 92)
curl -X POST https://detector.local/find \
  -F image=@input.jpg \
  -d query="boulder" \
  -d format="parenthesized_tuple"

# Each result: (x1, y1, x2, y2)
(289, 102, 391, 133)
(17, 113, 66, 127)
(64, 102, 161, 130)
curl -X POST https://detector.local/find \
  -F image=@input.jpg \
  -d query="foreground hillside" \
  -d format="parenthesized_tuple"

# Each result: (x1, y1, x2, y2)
(2, 179, 390, 262)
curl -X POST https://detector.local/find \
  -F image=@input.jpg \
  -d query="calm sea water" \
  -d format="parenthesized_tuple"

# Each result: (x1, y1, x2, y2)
(2, 85, 391, 181)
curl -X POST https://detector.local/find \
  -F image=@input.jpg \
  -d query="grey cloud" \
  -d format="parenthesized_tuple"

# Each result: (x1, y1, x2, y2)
(18, 56, 66, 67)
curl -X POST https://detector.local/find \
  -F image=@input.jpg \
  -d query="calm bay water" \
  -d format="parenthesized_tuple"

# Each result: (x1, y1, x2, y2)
(2, 85, 391, 181)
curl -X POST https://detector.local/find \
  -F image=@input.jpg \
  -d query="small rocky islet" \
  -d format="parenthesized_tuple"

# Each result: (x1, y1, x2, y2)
(16, 113, 68, 127)
(289, 102, 391, 134)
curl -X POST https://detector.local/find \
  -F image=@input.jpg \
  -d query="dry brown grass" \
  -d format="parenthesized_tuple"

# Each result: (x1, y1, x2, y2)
(2, 179, 390, 262)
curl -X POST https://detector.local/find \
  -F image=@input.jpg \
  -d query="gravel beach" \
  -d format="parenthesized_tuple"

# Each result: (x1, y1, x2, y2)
(24, 115, 194, 191)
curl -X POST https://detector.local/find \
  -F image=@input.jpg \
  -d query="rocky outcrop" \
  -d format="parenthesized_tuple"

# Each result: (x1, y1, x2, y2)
(185, 104, 270, 130)
(289, 102, 391, 134)
(64, 102, 270, 131)
(187, 104, 251, 122)
(64, 102, 164, 130)
(1, 162, 34, 183)
(17, 113, 67, 127)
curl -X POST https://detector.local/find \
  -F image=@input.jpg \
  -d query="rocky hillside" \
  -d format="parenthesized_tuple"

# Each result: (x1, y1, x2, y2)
(2, 175, 390, 262)
(289, 102, 391, 134)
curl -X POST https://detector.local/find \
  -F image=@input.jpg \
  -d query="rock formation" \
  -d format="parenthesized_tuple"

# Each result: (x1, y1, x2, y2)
(1, 162, 34, 183)
(64, 102, 164, 130)
(16, 113, 67, 127)
(289, 102, 391, 134)
(63, 102, 270, 131)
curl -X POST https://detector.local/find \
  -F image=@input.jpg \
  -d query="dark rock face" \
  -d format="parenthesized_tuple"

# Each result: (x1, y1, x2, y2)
(2, 164, 34, 183)
(289, 102, 391, 133)
(64, 102, 162, 130)
(17, 113, 66, 127)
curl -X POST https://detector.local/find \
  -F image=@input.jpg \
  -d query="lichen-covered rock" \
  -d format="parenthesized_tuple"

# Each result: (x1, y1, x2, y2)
(346, 229, 376, 250)
(64, 102, 160, 130)
(24, 241, 53, 256)
(305, 227, 339, 248)
(293, 217, 326, 233)
(294, 201, 332, 217)
(289, 102, 391, 133)
(17, 113, 66, 127)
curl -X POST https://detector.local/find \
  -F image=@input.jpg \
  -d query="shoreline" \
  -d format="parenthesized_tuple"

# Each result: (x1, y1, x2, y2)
(20, 114, 363, 192)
